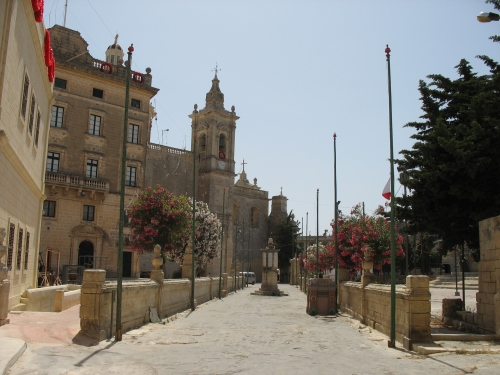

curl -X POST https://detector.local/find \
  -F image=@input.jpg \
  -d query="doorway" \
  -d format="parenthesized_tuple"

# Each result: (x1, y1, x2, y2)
(123, 251, 132, 277)
(78, 240, 94, 268)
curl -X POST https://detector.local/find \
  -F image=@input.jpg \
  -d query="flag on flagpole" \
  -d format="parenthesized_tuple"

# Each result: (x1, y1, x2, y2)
(382, 178, 391, 200)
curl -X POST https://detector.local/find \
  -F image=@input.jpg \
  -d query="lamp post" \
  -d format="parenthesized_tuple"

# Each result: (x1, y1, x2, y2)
(454, 246, 460, 296)
(333, 133, 339, 312)
(316, 189, 320, 278)
(191, 132, 197, 310)
(477, 11, 500, 22)
(242, 219, 245, 288)
(385, 45, 397, 348)
(218, 189, 225, 299)
(234, 221, 238, 291)
(116, 43, 133, 342)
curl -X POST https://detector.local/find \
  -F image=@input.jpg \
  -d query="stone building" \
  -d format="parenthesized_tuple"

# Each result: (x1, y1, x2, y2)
(146, 74, 279, 281)
(38, 25, 158, 278)
(0, 0, 54, 313)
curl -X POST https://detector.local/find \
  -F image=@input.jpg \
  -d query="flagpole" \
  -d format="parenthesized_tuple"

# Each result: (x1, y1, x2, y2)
(385, 44, 397, 348)
(333, 133, 338, 313)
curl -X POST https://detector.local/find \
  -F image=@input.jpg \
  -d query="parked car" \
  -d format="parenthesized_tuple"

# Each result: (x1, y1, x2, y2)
(240, 271, 256, 285)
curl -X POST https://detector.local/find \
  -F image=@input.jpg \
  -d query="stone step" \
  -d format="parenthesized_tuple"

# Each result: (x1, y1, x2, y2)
(10, 303, 26, 312)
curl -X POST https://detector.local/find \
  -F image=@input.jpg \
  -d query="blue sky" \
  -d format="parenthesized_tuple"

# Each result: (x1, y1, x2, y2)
(44, 0, 499, 236)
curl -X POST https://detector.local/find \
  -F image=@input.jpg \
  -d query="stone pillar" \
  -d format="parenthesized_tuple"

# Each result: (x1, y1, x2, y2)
(79, 269, 109, 341)
(403, 275, 432, 350)
(0, 228, 10, 326)
(290, 258, 298, 285)
(182, 243, 193, 279)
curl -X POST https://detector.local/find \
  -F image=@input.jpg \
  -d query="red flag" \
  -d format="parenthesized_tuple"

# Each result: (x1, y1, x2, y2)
(382, 178, 391, 200)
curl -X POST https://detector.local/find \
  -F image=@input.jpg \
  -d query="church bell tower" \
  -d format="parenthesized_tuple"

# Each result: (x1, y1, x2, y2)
(189, 69, 239, 276)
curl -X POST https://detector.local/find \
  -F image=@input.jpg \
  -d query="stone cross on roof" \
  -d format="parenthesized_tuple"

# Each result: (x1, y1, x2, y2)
(212, 62, 221, 78)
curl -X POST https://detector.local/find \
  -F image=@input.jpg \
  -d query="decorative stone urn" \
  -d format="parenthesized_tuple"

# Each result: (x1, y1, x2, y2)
(150, 244, 164, 283)
(361, 246, 374, 286)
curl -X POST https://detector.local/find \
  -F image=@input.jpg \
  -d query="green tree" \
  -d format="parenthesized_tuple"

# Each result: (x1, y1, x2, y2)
(397, 56, 500, 251)
(485, 1, 500, 43)
(273, 211, 300, 271)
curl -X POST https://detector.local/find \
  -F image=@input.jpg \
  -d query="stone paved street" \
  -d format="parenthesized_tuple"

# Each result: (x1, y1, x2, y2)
(6, 284, 500, 375)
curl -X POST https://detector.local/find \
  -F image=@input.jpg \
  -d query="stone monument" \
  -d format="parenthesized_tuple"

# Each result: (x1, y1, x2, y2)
(252, 238, 287, 296)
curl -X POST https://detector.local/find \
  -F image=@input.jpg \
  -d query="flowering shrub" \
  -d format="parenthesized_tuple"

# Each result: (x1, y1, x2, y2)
(303, 243, 332, 274)
(128, 185, 191, 257)
(128, 186, 222, 270)
(326, 204, 405, 273)
(190, 200, 221, 269)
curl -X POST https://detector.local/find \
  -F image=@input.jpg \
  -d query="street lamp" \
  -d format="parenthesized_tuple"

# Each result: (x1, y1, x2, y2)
(477, 11, 500, 22)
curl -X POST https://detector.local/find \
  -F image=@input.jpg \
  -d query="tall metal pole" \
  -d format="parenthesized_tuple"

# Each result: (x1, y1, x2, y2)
(333, 133, 339, 312)
(305, 212, 308, 282)
(63, 0, 68, 27)
(247, 229, 250, 284)
(116, 44, 133, 341)
(234, 222, 237, 292)
(454, 246, 460, 296)
(218, 189, 225, 299)
(300, 217, 303, 288)
(385, 44, 397, 348)
(316, 189, 319, 278)
(461, 243, 466, 309)
(235, 222, 238, 290)
(190, 133, 197, 311)
(242, 220, 245, 288)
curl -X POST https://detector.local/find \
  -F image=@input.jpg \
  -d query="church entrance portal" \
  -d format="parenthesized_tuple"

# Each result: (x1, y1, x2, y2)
(78, 241, 94, 268)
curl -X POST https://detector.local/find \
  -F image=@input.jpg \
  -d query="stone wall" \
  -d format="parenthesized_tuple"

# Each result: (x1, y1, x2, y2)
(21, 284, 81, 312)
(339, 275, 431, 350)
(80, 269, 243, 341)
(477, 216, 500, 335)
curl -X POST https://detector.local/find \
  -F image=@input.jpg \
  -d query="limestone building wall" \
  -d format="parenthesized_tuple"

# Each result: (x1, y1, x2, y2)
(477, 216, 500, 335)
(0, 0, 54, 310)
(39, 25, 158, 279)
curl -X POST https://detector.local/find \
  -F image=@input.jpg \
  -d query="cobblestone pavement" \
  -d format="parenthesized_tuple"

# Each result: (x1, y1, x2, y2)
(6, 284, 500, 375)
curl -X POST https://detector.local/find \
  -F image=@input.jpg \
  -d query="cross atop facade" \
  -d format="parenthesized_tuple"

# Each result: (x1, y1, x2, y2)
(212, 63, 221, 78)
(241, 159, 247, 172)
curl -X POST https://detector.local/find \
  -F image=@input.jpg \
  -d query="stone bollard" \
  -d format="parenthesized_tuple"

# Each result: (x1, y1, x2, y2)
(79, 269, 108, 341)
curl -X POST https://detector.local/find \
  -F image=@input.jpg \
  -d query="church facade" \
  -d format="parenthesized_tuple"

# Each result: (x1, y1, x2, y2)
(146, 75, 287, 281)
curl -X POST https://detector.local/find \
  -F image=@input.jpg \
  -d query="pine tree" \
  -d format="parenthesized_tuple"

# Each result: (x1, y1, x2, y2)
(397, 56, 500, 251)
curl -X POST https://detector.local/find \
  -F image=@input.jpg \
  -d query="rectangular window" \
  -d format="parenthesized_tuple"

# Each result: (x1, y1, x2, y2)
(24, 232, 30, 270)
(110, 55, 114, 64)
(16, 228, 23, 270)
(86, 159, 98, 178)
(46, 152, 60, 172)
(54, 78, 67, 89)
(83, 205, 95, 221)
(131, 99, 141, 108)
(127, 124, 139, 144)
(125, 166, 137, 187)
(34, 110, 41, 147)
(7, 223, 15, 271)
(28, 93, 36, 134)
(89, 114, 101, 135)
(50, 106, 64, 128)
(92, 88, 103, 98)
(43, 200, 56, 217)
(21, 74, 30, 119)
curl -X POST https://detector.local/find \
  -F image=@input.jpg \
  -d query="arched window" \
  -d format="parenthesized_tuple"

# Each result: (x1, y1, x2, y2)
(251, 206, 259, 227)
(200, 134, 206, 152)
(219, 134, 226, 155)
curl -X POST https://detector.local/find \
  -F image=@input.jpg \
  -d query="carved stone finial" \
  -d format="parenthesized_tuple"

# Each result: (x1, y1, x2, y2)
(231, 105, 235, 112)
(253, 178, 257, 186)
(146, 67, 151, 74)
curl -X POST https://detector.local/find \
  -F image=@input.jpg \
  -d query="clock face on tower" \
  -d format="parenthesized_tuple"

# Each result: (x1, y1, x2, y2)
(218, 160, 226, 170)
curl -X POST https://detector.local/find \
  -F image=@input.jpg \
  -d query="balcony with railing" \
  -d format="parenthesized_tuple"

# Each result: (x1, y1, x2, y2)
(45, 172, 109, 192)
